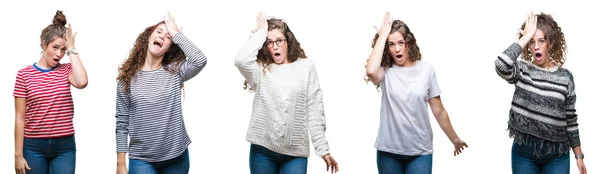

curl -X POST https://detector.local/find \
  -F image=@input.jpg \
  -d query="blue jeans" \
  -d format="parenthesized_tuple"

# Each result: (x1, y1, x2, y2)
(249, 144, 308, 174)
(511, 143, 570, 174)
(23, 135, 76, 174)
(129, 149, 190, 174)
(377, 150, 432, 174)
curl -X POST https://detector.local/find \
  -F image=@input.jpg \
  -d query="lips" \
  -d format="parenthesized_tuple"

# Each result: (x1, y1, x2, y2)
(535, 53, 542, 60)
(274, 53, 281, 57)
(52, 58, 60, 63)
(153, 40, 163, 48)
(396, 55, 403, 58)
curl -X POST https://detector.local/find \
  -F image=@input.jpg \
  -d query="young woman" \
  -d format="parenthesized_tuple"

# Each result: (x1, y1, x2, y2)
(234, 12, 339, 174)
(494, 12, 587, 174)
(14, 10, 88, 174)
(365, 12, 467, 174)
(114, 12, 207, 174)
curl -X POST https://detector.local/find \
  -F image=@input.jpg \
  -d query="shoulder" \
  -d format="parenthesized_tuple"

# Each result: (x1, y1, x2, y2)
(417, 60, 435, 73)
(16, 65, 36, 77)
(58, 63, 72, 70)
(17, 64, 35, 73)
(558, 67, 575, 83)
(294, 58, 313, 66)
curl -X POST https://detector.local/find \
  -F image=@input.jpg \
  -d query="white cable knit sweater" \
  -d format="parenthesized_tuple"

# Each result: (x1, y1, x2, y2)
(234, 29, 330, 157)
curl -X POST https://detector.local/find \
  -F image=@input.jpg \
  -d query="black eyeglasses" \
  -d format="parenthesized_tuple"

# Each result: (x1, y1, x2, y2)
(266, 39, 286, 48)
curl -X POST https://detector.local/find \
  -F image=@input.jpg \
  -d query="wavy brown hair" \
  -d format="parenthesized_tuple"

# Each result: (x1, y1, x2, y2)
(364, 20, 422, 86)
(117, 21, 186, 92)
(243, 18, 307, 90)
(519, 13, 567, 67)
(40, 10, 67, 49)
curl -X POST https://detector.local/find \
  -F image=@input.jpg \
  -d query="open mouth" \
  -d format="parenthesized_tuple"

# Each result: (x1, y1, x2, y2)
(535, 53, 542, 60)
(52, 58, 60, 63)
(274, 53, 281, 57)
(396, 55, 403, 59)
(153, 40, 163, 48)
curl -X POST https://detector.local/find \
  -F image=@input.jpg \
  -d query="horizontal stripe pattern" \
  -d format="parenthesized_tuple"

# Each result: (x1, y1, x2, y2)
(14, 63, 75, 138)
(495, 43, 580, 148)
(115, 33, 207, 162)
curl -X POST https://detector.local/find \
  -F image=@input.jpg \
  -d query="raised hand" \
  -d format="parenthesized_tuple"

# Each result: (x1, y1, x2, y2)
(323, 154, 339, 174)
(518, 12, 537, 47)
(375, 11, 393, 38)
(256, 12, 268, 31)
(164, 12, 182, 37)
(65, 24, 77, 51)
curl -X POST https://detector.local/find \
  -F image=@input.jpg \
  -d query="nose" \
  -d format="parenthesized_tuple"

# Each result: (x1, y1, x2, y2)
(273, 43, 279, 50)
(395, 44, 402, 52)
(534, 42, 540, 50)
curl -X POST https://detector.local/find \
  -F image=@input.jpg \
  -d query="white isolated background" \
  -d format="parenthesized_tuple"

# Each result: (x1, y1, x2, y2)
(0, 0, 598, 173)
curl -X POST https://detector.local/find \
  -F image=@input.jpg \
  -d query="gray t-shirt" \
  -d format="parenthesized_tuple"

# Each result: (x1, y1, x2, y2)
(375, 60, 441, 156)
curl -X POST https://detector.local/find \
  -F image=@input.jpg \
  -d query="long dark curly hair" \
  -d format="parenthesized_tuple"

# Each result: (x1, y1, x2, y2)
(519, 13, 567, 67)
(243, 18, 307, 90)
(364, 20, 422, 86)
(117, 21, 186, 92)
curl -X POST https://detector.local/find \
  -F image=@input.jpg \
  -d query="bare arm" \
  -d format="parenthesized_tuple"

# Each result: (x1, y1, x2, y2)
(14, 97, 31, 173)
(366, 12, 392, 85)
(14, 98, 25, 158)
(429, 96, 467, 156)
(65, 24, 88, 89)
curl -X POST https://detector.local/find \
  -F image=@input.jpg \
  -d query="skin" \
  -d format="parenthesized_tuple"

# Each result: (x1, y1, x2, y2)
(517, 12, 586, 174)
(366, 11, 468, 157)
(116, 12, 181, 174)
(266, 29, 289, 64)
(15, 24, 87, 174)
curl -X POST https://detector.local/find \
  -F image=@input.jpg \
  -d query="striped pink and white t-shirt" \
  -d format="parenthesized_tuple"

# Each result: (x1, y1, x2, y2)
(14, 63, 74, 138)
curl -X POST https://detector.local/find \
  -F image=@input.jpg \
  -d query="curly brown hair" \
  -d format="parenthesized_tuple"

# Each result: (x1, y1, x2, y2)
(519, 13, 567, 67)
(40, 10, 67, 49)
(117, 21, 186, 92)
(364, 20, 422, 86)
(243, 18, 307, 90)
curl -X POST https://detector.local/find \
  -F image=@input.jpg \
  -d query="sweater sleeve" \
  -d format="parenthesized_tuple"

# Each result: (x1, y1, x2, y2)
(565, 70, 581, 147)
(306, 61, 331, 157)
(173, 32, 208, 82)
(115, 80, 130, 153)
(234, 29, 266, 90)
(495, 43, 523, 84)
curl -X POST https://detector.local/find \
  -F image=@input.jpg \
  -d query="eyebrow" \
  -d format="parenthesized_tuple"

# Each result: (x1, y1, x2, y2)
(388, 40, 405, 43)
(267, 37, 285, 41)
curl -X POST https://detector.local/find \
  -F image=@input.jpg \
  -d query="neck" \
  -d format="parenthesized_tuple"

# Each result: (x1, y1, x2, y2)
(537, 61, 556, 69)
(142, 51, 163, 71)
(397, 60, 416, 67)
(36, 55, 51, 69)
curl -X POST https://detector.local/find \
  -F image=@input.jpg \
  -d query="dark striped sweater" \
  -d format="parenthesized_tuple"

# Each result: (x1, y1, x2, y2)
(495, 43, 580, 156)
(115, 33, 207, 162)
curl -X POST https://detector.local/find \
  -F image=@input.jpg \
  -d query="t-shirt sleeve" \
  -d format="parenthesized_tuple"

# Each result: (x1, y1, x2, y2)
(63, 63, 73, 76)
(13, 71, 26, 98)
(428, 65, 441, 99)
